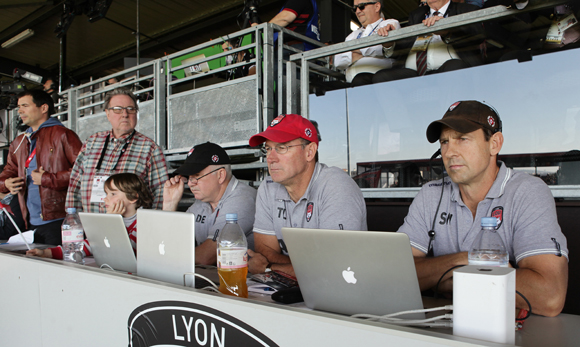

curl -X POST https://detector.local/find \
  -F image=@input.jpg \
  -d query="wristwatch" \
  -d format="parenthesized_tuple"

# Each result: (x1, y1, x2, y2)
(264, 263, 273, 273)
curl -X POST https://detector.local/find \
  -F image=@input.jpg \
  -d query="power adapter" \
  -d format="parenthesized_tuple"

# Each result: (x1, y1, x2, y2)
(453, 265, 515, 344)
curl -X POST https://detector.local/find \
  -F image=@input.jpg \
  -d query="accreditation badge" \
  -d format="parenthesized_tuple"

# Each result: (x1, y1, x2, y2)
(410, 34, 433, 53)
(90, 174, 110, 203)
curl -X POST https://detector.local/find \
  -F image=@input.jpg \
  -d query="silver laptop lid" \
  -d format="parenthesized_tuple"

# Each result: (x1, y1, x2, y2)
(137, 209, 196, 287)
(281, 228, 424, 318)
(79, 212, 137, 273)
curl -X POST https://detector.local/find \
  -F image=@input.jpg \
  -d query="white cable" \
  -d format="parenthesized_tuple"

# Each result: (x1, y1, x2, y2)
(99, 263, 115, 271)
(201, 286, 220, 293)
(378, 314, 453, 325)
(351, 305, 453, 320)
(194, 273, 219, 289)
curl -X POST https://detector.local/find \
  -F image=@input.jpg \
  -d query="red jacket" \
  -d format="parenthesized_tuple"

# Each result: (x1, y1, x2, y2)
(0, 124, 82, 227)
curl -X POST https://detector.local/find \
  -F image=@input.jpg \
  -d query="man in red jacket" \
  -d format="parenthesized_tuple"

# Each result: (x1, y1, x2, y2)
(0, 90, 82, 245)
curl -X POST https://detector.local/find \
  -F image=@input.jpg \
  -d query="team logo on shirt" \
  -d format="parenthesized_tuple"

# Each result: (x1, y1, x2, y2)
(491, 206, 503, 228)
(306, 202, 314, 222)
(212, 155, 219, 163)
(448, 101, 460, 111)
(270, 115, 286, 127)
(487, 115, 496, 127)
(305, 128, 312, 138)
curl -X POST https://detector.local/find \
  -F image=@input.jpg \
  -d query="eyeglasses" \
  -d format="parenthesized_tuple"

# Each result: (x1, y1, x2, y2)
(107, 106, 138, 114)
(188, 167, 224, 184)
(352, 2, 377, 12)
(261, 143, 306, 155)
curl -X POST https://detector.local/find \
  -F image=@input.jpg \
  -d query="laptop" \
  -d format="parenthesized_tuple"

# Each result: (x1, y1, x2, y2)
(137, 210, 196, 287)
(79, 212, 137, 273)
(281, 228, 425, 319)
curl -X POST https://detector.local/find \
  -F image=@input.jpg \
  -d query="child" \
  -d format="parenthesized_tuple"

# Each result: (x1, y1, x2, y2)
(26, 173, 152, 259)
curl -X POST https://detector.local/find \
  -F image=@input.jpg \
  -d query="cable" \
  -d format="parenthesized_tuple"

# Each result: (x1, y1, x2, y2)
(99, 263, 115, 271)
(351, 305, 454, 327)
(516, 291, 532, 319)
(434, 264, 465, 298)
(193, 273, 219, 289)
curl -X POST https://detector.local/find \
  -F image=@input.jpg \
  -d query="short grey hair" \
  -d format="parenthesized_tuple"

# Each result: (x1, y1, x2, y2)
(104, 88, 138, 110)
(210, 164, 232, 181)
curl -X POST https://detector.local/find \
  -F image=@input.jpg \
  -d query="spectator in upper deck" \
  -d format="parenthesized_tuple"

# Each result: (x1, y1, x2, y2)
(334, 0, 401, 87)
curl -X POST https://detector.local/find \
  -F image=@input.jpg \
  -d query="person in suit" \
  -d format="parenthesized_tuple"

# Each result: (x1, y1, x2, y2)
(372, 0, 482, 83)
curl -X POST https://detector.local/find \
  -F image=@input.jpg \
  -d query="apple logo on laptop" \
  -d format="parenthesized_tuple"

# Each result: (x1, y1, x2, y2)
(104, 237, 111, 248)
(342, 267, 357, 284)
(158, 241, 165, 255)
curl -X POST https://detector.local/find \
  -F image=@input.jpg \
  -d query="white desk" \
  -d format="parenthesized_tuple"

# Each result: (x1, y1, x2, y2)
(0, 251, 577, 347)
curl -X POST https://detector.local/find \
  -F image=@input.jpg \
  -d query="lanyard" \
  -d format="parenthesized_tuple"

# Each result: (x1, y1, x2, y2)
(25, 148, 36, 169)
(95, 130, 135, 172)
(356, 19, 383, 39)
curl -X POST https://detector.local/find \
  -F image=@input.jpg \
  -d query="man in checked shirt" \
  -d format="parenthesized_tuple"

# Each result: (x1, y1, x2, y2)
(66, 88, 168, 213)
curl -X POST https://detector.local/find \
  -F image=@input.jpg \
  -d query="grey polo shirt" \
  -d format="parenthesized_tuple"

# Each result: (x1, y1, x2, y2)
(186, 176, 257, 250)
(253, 162, 367, 255)
(398, 161, 568, 263)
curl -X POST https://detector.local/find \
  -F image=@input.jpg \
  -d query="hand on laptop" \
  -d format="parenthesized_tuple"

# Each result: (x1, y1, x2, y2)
(26, 248, 53, 258)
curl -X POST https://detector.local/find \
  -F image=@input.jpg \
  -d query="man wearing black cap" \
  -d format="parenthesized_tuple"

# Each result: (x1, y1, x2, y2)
(247, 114, 367, 276)
(162, 142, 256, 265)
(398, 100, 568, 317)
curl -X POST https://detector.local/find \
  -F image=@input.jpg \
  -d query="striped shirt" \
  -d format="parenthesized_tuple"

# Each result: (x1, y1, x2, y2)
(66, 130, 168, 213)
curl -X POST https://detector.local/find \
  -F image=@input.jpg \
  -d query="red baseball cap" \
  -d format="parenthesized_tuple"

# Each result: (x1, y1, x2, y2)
(249, 114, 319, 147)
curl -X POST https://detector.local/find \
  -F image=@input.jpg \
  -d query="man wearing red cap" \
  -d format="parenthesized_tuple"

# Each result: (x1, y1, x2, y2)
(247, 114, 367, 276)
(398, 100, 568, 317)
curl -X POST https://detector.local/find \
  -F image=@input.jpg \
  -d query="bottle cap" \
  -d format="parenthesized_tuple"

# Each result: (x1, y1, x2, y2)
(225, 213, 238, 221)
(481, 217, 498, 227)
(66, 207, 77, 214)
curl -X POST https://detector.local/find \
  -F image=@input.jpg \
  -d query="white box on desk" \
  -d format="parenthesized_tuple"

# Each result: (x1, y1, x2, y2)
(453, 265, 515, 344)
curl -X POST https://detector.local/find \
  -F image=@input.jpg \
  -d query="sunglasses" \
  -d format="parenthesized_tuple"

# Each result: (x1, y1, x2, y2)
(352, 2, 377, 12)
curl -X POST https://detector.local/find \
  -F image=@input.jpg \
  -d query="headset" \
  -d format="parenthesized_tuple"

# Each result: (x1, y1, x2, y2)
(426, 101, 502, 257)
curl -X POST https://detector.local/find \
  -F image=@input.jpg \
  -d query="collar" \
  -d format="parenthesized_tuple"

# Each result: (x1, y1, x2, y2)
(430, 1, 450, 16)
(109, 129, 136, 142)
(216, 176, 239, 210)
(362, 18, 383, 31)
(275, 162, 322, 202)
(449, 161, 511, 204)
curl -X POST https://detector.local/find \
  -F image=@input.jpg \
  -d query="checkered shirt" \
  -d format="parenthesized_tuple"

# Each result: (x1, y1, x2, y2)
(66, 130, 168, 213)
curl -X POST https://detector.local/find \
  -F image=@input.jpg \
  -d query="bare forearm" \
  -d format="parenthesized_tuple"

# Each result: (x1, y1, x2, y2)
(195, 240, 217, 266)
(414, 252, 468, 291)
(271, 263, 295, 277)
(515, 257, 568, 317)
(258, 245, 291, 265)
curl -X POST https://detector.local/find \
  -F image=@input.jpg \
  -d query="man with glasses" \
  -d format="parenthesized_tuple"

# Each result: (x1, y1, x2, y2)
(162, 142, 256, 265)
(247, 114, 367, 276)
(0, 90, 82, 245)
(66, 88, 168, 213)
(334, 0, 400, 86)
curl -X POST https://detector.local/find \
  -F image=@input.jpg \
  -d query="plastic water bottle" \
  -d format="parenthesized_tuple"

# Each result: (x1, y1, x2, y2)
(61, 208, 85, 265)
(468, 217, 508, 267)
(217, 213, 248, 298)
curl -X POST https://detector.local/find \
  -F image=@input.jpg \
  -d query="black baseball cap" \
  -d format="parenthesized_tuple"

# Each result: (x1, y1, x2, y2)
(173, 142, 230, 176)
(426, 101, 502, 143)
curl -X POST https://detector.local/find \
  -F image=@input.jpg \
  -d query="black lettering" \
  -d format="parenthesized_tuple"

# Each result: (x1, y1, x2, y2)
(439, 212, 453, 225)
(196, 215, 207, 223)
(279, 239, 288, 254)
(277, 207, 287, 219)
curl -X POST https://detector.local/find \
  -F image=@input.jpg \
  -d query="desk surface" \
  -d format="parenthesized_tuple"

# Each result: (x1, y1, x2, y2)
(1, 250, 577, 347)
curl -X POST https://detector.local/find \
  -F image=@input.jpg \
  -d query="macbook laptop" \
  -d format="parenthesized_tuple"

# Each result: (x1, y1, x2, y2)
(137, 210, 196, 287)
(281, 228, 424, 319)
(79, 212, 137, 273)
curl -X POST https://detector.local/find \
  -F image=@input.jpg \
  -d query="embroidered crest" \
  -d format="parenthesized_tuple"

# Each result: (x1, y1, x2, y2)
(211, 155, 219, 163)
(449, 101, 460, 112)
(487, 115, 496, 127)
(271, 115, 286, 127)
(305, 128, 312, 138)
(306, 202, 314, 222)
(491, 206, 503, 228)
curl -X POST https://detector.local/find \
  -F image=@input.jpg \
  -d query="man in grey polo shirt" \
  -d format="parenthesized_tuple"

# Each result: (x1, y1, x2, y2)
(247, 114, 367, 276)
(398, 100, 568, 317)
(163, 142, 256, 265)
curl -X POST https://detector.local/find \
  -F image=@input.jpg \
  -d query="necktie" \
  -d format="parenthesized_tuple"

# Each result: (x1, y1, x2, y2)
(416, 11, 441, 76)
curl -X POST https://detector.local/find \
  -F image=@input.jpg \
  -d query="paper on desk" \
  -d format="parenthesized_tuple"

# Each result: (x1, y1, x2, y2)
(6, 230, 34, 245)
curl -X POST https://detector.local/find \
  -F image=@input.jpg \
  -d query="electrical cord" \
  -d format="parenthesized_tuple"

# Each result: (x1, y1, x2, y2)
(516, 291, 532, 319)
(434, 264, 465, 298)
(193, 273, 219, 289)
(351, 305, 454, 327)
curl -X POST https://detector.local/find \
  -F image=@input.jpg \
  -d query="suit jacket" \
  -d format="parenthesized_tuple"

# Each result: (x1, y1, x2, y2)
(397, 1, 483, 67)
